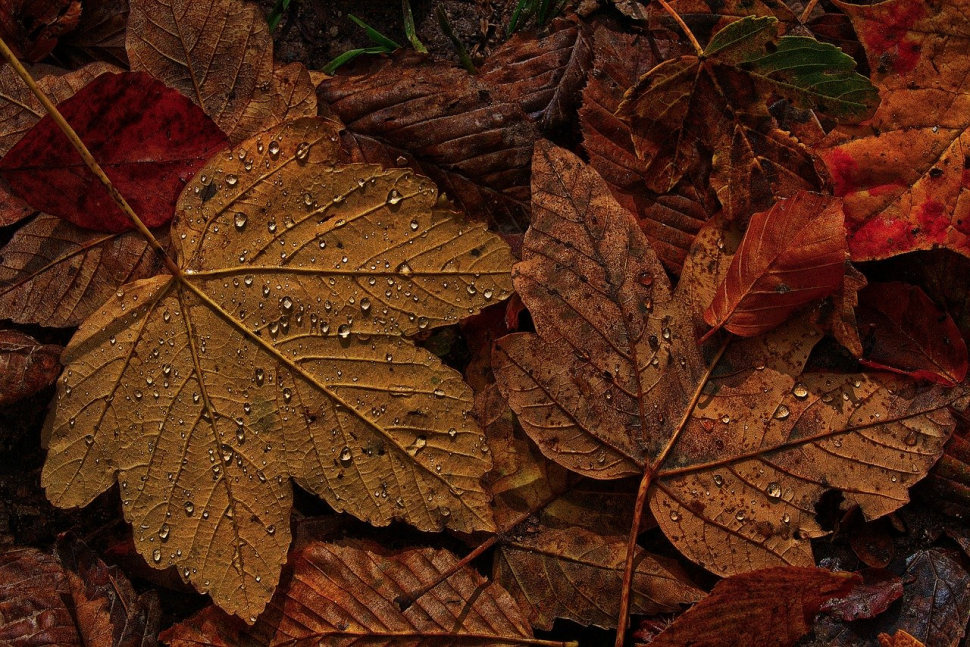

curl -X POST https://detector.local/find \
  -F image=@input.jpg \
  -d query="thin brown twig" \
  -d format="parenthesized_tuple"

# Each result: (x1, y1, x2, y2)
(0, 36, 178, 276)
(655, 0, 704, 56)
(799, 0, 820, 23)
(613, 338, 731, 647)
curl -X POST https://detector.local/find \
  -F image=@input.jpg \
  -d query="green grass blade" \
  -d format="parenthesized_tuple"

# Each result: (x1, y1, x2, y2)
(322, 46, 393, 75)
(349, 14, 402, 50)
(402, 0, 428, 53)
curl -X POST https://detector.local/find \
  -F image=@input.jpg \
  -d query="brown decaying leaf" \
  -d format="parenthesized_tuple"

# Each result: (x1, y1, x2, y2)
(0, 330, 61, 406)
(319, 52, 539, 238)
(0, 214, 168, 328)
(648, 567, 859, 647)
(0, 0, 81, 62)
(819, 0, 970, 260)
(703, 191, 847, 338)
(270, 62, 317, 124)
(879, 631, 926, 647)
(126, 0, 277, 144)
(494, 525, 703, 630)
(161, 541, 555, 647)
(41, 117, 514, 619)
(923, 411, 970, 519)
(494, 142, 958, 578)
(579, 25, 715, 272)
(812, 549, 970, 647)
(819, 263, 867, 358)
(0, 544, 158, 647)
(856, 282, 969, 386)
(52, 0, 129, 68)
(480, 16, 593, 136)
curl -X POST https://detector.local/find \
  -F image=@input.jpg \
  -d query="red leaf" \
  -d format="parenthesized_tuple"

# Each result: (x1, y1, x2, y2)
(704, 191, 847, 338)
(0, 71, 228, 233)
(821, 568, 904, 622)
(857, 282, 969, 386)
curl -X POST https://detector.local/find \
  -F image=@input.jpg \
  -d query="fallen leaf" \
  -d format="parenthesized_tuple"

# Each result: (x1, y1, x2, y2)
(0, 0, 81, 61)
(51, 0, 129, 68)
(0, 72, 229, 232)
(879, 631, 926, 647)
(849, 519, 896, 569)
(618, 16, 876, 221)
(41, 117, 514, 619)
(856, 282, 969, 386)
(126, 0, 275, 144)
(818, 263, 867, 358)
(161, 541, 550, 646)
(648, 567, 859, 647)
(819, 0, 970, 260)
(821, 568, 903, 622)
(494, 525, 703, 630)
(812, 550, 970, 647)
(922, 411, 970, 519)
(270, 62, 317, 124)
(494, 142, 958, 578)
(704, 191, 847, 338)
(320, 52, 539, 238)
(0, 330, 61, 406)
(0, 214, 168, 328)
(579, 25, 715, 272)
(480, 16, 593, 136)
(0, 544, 157, 647)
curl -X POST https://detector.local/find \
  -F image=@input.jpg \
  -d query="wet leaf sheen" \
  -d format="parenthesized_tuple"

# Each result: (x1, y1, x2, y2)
(41, 117, 514, 619)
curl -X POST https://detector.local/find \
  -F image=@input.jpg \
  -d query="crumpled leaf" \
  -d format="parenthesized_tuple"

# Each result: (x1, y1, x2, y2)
(704, 191, 847, 338)
(126, 0, 276, 144)
(819, 0, 970, 260)
(820, 568, 903, 622)
(161, 541, 547, 646)
(579, 25, 715, 272)
(319, 52, 540, 238)
(0, 72, 229, 232)
(494, 142, 958, 577)
(922, 411, 970, 519)
(857, 282, 969, 386)
(648, 567, 859, 647)
(618, 16, 876, 221)
(0, 330, 61, 406)
(0, 544, 158, 647)
(494, 525, 703, 630)
(0, 0, 81, 61)
(480, 16, 593, 136)
(0, 214, 168, 328)
(41, 117, 514, 619)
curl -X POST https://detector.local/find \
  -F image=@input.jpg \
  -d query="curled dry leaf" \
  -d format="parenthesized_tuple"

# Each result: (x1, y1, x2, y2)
(703, 191, 847, 339)
(0, 330, 62, 406)
(820, 0, 970, 260)
(0, 72, 229, 232)
(618, 16, 876, 221)
(857, 282, 969, 386)
(126, 0, 274, 144)
(480, 16, 593, 136)
(495, 525, 703, 630)
(648, 567, 859, 647)
(0, 214, 168, 328)
(319, 53, 539, 238)
(41, 117, 514, 619)
(161, 541, 551, 647)
(579, 25, 715, 272)
(494, 142, 959, 578)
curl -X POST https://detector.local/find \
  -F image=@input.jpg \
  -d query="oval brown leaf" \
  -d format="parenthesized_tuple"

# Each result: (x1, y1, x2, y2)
(0, 330, 61, 406)
(495, 526, 703, 630)
(494, 142, 958, 577)
(703, 191, 847, 338)
(0, 214, 168, 328)
(649, 567, 859, 647)
(161, 541, 549, 647)
(42, 117, 515, 619)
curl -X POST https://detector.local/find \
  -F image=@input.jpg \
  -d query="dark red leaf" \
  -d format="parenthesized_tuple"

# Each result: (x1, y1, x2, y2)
(857, 282, 969, 386)
(0, 548, 79, 646)
(0, 71, 229, 233)
(0, 0, 81, 62)
(821, 568, 904, 622)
